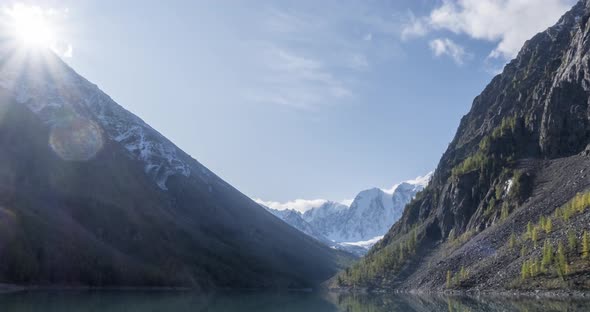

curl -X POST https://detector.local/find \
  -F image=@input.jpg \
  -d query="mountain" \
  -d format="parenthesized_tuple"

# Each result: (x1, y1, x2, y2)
(334, 0, 590, 292)
(0, 46, 353, 289)
(263, 207, 332, 245)
(263, 174, 431, 255)
(316, 175, 431, 244)
(260, 205, 367, 256)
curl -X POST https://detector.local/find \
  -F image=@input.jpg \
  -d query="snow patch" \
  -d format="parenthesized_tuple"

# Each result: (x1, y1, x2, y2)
(340, 236, 383, 249)
(0, 51, 197, 190)
(504, 179, 513, 196)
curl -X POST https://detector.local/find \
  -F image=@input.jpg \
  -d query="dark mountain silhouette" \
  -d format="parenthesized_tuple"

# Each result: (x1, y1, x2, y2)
(0, 46, 352, 289)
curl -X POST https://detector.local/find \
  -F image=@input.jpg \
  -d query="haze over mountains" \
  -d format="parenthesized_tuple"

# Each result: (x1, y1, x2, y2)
(0, 46, 353, 289)
(259, 173, 431, 255)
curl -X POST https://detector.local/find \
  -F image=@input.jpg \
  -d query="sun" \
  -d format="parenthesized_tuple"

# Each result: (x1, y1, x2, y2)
(5, 4, 57, 48)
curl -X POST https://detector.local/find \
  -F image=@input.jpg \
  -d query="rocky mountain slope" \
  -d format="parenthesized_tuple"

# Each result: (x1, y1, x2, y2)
(334, 0, 590, 292)
(264, 174, 431, 255)
(0, 45, 352, 289)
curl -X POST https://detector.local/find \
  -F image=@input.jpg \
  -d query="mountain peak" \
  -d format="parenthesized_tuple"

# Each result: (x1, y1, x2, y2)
(0, 44, 352, 288)
(265, 173, 431, 254)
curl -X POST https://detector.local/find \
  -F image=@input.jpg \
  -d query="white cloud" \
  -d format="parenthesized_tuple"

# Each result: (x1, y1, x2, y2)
(429, 38, 469, 65)
(400, 12, 429, 40)
(246, 3, 405, 112)
(346, 53, 370, 70)
(254, 198, 329, 213)
(250, 47, 352, 111)
(403, 0, 575, 59)
(382, 183, 401, 195)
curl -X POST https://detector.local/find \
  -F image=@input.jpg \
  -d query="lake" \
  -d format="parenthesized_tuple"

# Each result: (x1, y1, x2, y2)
(0, 290, 588, 311)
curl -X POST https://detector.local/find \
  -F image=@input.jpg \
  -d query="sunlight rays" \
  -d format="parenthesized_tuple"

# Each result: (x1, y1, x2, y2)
(0, 4, 104, 162)
(6, 4, 56, 48)
(1, 3, 72, 58)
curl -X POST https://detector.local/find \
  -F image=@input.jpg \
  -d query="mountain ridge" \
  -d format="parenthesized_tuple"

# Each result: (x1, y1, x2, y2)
(0, 46, 353, 289)
(334, 0, 590, 292)
(262, 173, 431, 255)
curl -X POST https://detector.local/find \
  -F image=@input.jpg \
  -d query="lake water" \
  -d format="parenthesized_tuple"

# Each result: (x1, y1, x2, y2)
(0, 290, 588, 311)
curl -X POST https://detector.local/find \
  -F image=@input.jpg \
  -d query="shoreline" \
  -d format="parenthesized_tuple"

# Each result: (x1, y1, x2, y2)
(2, 283, 589, 299)
(326, 287, 590, 299)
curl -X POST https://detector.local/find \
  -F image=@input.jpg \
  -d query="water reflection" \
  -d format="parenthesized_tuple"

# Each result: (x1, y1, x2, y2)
(0, 290, 588, 312)
(327, 292, 590, 312)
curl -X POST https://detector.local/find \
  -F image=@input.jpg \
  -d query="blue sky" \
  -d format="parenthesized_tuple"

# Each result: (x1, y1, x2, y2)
(3, 0, 577, 207)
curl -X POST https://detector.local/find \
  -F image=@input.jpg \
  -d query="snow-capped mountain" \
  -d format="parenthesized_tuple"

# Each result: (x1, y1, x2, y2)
(301, 201, 349, 223)
(263, 173, 432, 255)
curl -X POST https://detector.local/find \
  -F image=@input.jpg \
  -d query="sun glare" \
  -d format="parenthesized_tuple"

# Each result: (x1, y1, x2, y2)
(6, 4, 57, 48)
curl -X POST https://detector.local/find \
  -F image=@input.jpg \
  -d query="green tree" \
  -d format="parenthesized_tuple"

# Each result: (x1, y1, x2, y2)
(544, 217, 552, 234)
(521, 261, 528, 280)
(539, 216, 546, 229)
(532, 227, 538, 248)
(509, 232, 517, 250)
(526, 222, 533, 239)
(460, 266, 468, 280)
(501, 203, 509, 221)
(556, 242, 568, 279)
(446, 270, 452, 288)
(541, 240, 552, 273)
(568, 230, 577, 252)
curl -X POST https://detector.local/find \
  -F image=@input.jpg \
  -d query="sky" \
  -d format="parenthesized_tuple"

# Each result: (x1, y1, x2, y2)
(0, 0, 578, 210)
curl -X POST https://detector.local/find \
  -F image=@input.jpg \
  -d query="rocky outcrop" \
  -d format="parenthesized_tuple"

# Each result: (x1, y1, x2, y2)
(335, 0, 590, 291)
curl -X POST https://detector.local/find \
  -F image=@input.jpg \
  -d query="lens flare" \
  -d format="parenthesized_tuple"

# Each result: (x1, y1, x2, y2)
(49, 117, 104, 161)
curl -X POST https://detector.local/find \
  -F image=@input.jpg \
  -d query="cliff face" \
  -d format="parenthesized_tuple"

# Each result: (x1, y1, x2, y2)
(335, 0, 590, 291)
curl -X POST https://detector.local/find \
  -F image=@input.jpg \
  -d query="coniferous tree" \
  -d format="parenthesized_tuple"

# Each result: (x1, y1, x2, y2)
(544, 217, 552, 234)
(509, 232, 517, 250)
(542, 240, 552, 273)
(556, 242, 568, 279)
(460, 266, 467, 280)
(520, 261, 529, 280)
(568, 230, 577, 252)
(501, 204, 509, 221)
(446, 270, 452, 288)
